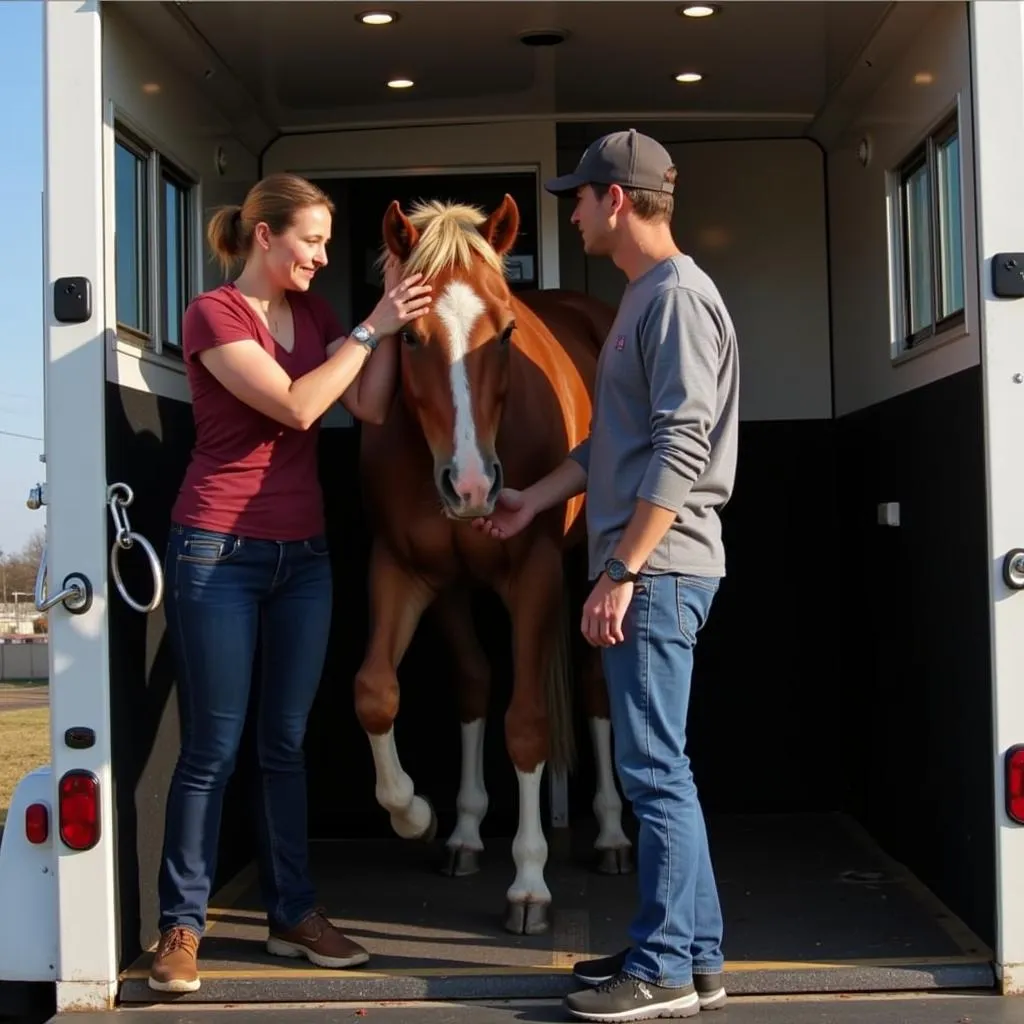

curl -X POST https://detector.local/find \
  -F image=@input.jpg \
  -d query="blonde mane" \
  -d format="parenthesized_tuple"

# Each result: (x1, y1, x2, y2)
(382, 199, 507, 280)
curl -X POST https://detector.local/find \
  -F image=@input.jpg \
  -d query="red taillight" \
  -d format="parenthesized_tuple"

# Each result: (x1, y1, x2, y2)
(25, 802, 49, 844)
(1006, 745, 1024, 825)
(58, 770, 100, 850)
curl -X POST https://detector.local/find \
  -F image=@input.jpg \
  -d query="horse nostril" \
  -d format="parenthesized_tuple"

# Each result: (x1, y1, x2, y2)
(488, 462, 503, 504)
(439, 466, 460, 506)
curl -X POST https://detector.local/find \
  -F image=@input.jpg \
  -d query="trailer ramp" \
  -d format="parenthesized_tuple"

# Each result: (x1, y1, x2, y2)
(119, 813, 993, 1005)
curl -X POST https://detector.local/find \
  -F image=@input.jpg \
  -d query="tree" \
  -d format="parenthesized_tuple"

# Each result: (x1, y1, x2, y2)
(1, 529, 45, 603)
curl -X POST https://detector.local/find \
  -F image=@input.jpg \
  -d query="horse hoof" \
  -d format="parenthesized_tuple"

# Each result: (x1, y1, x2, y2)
(505, 899, 550, 936)
(419, 797, 438, 844)
(442, 847, 481, 877)
(596, 847, 634, 875)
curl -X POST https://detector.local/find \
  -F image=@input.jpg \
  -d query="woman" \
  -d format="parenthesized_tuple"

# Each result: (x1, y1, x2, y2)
(148, 172, 431, 994)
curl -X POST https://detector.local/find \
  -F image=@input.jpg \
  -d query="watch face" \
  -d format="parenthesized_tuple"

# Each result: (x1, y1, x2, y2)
(607, 560, 625, 581)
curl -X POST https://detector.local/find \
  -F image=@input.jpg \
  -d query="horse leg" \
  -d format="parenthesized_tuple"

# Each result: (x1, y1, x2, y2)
(581, 644, 634, 875)
(354, 539, 438, 842)
(431, 587, 490, 877)
(501, 537, 575, 936)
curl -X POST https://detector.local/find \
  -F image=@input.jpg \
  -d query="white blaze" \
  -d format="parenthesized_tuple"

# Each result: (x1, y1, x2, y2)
(436, 280, 487, 483)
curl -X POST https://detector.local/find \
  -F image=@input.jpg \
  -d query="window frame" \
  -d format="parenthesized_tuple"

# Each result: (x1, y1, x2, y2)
(888, 107, 966, 359)
(111, 115, 201, 360)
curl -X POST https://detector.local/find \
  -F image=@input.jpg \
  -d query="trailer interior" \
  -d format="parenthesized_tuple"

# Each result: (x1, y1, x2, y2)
(99, 0, 996, 1007)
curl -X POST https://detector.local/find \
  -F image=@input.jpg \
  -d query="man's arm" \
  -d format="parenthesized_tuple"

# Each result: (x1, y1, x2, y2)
(612, 287, 720, 572)
(524, 447, 589, 514)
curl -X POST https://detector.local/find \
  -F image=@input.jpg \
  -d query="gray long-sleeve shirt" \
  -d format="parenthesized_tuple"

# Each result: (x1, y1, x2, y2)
(570, 253, 739, 580)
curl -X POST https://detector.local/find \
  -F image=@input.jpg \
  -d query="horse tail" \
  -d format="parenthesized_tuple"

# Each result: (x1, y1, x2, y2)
(545, 580, 577, 774)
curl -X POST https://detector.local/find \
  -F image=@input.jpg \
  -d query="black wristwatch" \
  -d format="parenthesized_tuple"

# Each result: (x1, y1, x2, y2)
(351, 323, 379, 352)
(604, 558, 640, 584)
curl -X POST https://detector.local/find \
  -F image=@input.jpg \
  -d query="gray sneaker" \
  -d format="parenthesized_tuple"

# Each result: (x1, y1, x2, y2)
(564, 973, 700, 1021)
(573, 950, 727, 1010)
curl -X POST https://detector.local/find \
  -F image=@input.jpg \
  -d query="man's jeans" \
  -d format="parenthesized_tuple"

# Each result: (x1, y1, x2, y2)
(601, 571, 723, 988)
(158, 522, 333, 936)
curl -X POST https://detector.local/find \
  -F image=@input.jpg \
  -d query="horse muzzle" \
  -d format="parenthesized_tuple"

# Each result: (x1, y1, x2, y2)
(436, 459, 504, 519)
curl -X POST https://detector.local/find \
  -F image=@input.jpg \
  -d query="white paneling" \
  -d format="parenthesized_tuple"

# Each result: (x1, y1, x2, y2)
(101, 3, 258, 399)
(559, 137, 832, 423)
(825, 1, 980, 418)
(265, 122, 561, 293)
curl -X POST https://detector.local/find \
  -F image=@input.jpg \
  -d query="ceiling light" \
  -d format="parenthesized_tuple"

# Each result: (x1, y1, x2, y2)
(387, 78, 414, 89)
(675, 72, 703, 84)
(142, 82, 161, 94)
(357, 10, 397, 25)
(913, 71, 934, 85)
(679, 3, 720, 17)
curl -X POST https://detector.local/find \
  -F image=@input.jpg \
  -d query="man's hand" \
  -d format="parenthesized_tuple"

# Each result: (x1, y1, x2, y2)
(581, 573, 634, 647)
(472, 488, 537, 540)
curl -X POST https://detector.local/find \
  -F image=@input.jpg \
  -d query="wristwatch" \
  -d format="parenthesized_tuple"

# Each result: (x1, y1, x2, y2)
(351, 323, 379, 351)
(604, 558, 640, 584)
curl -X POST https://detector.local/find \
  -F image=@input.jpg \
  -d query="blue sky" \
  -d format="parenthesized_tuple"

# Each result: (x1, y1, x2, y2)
(0, 1, 44, 558)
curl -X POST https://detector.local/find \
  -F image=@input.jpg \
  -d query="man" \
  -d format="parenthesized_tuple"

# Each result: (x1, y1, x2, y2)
(473, 129, 739, 1022)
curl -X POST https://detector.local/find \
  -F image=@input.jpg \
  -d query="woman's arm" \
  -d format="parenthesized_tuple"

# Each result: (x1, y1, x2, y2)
(333, 333, 399, 426)
(328, 257, 421, 425)
(194, 270, 430, 432)
(199, 334, 379, 431)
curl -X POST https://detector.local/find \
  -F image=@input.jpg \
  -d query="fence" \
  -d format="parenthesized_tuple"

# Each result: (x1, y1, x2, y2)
(0, 637, 48, 682)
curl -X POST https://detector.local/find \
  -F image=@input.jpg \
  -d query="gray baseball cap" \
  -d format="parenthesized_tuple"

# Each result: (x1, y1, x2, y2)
(544, 129, 676, 198)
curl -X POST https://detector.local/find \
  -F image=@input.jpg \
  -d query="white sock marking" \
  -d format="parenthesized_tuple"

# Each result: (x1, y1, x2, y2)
(436, 281, 487, 484)
(447, 718, 488, 852)
(589, 717, 632, 852)
(507, 763, 551, 904)
(367, 728, 433, 839)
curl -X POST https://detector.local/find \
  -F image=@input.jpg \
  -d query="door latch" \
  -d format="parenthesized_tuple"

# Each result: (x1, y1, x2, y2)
(1003, 548, 1024, 590)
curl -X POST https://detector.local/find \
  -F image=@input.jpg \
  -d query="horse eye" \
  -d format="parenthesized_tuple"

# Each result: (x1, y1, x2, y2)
(400, 329, 417, 348)
(500, 321, 516, 346)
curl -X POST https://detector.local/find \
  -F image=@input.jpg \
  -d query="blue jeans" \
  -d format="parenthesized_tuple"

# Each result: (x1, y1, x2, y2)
(157, 522, 333, 935)
(601, 571, 723, 988)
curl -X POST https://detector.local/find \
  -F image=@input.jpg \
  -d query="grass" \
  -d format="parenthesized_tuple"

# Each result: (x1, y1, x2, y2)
(0, 707, 50, 826)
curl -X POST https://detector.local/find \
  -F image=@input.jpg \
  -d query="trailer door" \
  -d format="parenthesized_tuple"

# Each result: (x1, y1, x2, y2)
(40, 0, 120, 1011)
(971, 0, 1024, 996)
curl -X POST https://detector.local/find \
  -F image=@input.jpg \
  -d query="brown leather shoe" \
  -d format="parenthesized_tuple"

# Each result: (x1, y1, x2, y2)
(266, 908, 369, 969)
(148, 926, 201, 993)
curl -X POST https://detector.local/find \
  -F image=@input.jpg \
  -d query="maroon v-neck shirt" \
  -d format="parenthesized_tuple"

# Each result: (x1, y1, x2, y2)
(171, 282, 346, 541)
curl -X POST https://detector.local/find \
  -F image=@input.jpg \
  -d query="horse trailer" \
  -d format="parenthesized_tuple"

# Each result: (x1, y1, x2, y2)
(4, 0, 1024, 1017)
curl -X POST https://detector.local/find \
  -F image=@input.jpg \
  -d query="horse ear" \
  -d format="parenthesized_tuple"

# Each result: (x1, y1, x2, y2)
(480, 193, 520, 255)
(382, 200, 419, 262)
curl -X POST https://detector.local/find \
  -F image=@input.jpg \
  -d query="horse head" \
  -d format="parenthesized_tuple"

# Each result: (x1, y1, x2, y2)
(381, 194, 521, 520)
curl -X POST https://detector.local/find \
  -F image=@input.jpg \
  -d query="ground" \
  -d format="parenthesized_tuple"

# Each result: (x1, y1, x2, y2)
(0, 683, 50, 826)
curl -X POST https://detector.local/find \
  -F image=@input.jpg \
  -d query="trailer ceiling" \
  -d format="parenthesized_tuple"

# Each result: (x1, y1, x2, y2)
(111, 1, 940, 146)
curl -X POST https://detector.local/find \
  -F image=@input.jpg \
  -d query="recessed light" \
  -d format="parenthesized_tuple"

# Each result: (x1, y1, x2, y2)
(142, 82, 161, 94)
(679, 3, 720, 17)
(674, 72, 703, 84)
(387, 78, 414, 89)
(913, 71, 934, 85)
(357, 10, 397, 25)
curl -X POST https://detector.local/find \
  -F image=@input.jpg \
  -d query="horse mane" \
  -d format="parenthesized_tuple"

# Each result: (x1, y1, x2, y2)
(381, 199, 507, 280)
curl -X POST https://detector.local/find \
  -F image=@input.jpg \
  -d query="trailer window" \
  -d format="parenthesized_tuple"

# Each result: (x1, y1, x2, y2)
(891, 112, 965, 355)
(114, 139, 149, 335)
(113, 122, 197, 358)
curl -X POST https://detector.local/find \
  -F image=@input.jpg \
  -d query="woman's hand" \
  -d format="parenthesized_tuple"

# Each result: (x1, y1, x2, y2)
(369, 260, 432, 336)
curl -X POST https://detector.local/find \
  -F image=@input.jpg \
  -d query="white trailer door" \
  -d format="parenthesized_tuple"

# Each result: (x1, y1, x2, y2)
(41, 0, 119, 1011)
(972, 0, 1024, 996)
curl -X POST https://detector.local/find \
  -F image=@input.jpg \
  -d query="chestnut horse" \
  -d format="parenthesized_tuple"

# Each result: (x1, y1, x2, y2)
(353, 194, 632, 935)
